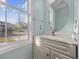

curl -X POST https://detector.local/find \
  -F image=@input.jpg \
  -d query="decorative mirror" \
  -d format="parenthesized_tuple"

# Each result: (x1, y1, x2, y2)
(55, 2, 69, 31)
(49, 0, 71, 32)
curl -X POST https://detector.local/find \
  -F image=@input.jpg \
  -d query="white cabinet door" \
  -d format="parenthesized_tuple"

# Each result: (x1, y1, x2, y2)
(34, 45, 50, 59)
(51, 50, 73, 59)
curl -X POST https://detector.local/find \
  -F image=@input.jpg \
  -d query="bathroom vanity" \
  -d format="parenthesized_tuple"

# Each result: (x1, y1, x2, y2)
(34, 32, 77, 59)
(33, 0, 78, 59)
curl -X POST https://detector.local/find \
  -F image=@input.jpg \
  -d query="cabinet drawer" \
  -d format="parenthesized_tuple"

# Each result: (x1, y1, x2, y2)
(51, 50, 74, 59)
(41, 38, 69, 48)
(41, 40, 68, 51)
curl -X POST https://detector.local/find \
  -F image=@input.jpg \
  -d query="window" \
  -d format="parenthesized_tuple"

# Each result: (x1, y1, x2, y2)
(0, 6, 6, 43)
(7, 0, 27, 11)
(0, 0, 28, 43)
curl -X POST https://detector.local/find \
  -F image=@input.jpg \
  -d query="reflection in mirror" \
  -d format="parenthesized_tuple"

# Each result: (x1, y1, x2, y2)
(55, 3, 69, 31)
(49, 0, 69, 32)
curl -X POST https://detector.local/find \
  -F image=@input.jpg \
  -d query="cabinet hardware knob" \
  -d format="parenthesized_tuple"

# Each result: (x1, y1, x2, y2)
(47, 53, 49, 56)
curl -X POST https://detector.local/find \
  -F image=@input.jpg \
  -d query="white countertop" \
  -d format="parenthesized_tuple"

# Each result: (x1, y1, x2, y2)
(38, 32, 78, 45)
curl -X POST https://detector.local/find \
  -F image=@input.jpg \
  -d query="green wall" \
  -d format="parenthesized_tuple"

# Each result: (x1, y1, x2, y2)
(32, 0, 51, 35)
(32, 0, 75, 35)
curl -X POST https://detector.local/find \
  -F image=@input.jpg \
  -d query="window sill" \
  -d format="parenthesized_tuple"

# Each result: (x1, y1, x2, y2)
(0, 40, 32, 55)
